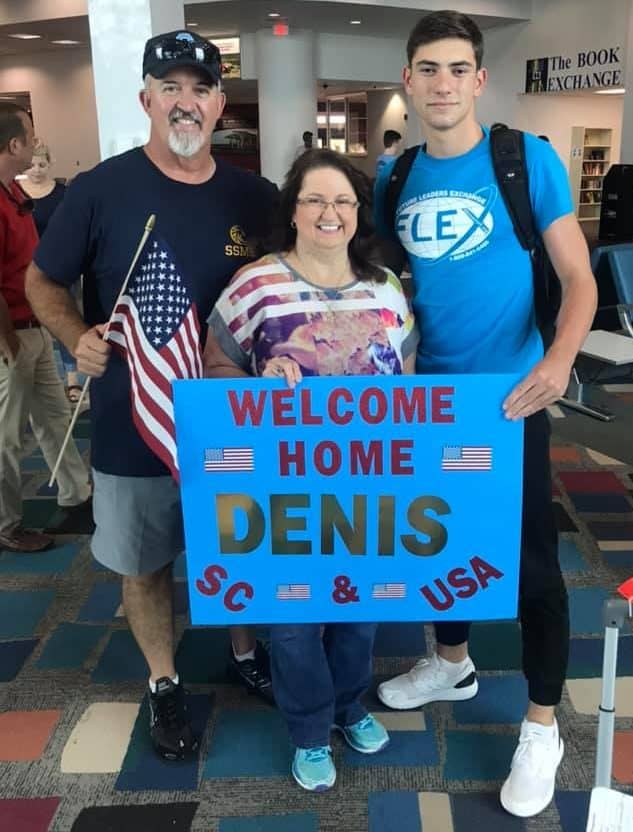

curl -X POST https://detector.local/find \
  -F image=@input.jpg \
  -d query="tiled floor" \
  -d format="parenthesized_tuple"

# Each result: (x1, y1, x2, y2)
(0, 411, 632, 830)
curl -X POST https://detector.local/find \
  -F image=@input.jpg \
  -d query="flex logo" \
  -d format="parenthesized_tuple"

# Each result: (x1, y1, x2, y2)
(396, 186, 498, 263)
(196, 564, 254, 612)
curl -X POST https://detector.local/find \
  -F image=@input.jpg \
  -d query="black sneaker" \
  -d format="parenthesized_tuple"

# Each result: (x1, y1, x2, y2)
(149, 677, 199, 760)
(43, 497, 95, 535)
(227, 641, 275, 706)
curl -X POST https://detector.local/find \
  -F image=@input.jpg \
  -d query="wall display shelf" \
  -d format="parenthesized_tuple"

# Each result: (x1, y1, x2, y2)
(569, 126, 613, 222)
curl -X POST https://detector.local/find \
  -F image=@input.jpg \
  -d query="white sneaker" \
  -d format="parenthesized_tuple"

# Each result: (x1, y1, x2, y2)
(377, 653, 478, 710)
(500, 718, 564, 817)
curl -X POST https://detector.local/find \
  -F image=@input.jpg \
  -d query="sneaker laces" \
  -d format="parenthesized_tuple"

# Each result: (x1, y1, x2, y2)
(305, 746, 329, 763)
(353, 715, 374, 731)
(155, 688, 185, 731)
(408, 657, 433, 683)
(238, 658, 271, 689)
(512, 726, 557, 774)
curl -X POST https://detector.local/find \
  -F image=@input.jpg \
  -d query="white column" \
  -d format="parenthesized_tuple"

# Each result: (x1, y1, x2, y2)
(621, 0, 633, 163)
(255, 29, 316, 185)
(86, 0, 185, 161)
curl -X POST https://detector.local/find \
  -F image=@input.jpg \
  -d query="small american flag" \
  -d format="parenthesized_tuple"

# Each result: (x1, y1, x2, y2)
(276, 583, 311, 600)
(108, 235, 202, 481)
(204, 447, 254, 472)
(442, 445, 492, 471)
(372, 583, 407, 599)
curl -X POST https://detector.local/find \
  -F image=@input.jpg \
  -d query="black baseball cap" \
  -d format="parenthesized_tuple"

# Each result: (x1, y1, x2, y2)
(142, 30, 222, 85)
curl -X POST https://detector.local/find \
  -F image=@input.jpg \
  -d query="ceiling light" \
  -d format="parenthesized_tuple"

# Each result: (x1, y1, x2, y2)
(51, 39, 81, 45)
(268, 12, 281, 18)
(187, 22, 199, 27)
(594, 87, 625, 94)
(350, 20, 362, 25)
(7, 33, 42, 40)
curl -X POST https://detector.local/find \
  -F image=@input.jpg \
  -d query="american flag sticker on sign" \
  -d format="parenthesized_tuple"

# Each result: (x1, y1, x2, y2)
(203, 447, 254, 472)
(276, 584, 311, 600)
(372, 583, 407, 599)
(441, 446, 492, 471)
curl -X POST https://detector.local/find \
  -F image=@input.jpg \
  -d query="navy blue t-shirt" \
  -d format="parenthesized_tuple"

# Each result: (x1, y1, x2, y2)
(34, 148, 277, 476)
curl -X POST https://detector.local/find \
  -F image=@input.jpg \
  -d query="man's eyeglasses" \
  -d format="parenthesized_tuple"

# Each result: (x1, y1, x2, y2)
(0, 182, 34, 215)
(296, 197, 359, 214)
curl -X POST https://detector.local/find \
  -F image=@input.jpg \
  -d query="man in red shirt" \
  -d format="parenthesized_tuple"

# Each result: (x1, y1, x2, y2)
(0, 102, 91, 552)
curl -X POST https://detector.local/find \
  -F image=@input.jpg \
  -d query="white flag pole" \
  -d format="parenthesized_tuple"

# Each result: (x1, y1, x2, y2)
(48, 213, 156, 488)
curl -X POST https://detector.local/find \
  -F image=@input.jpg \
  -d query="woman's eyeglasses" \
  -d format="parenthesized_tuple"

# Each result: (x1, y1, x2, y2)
(0, 182, 34, 215)
(296, 197, 359, 214)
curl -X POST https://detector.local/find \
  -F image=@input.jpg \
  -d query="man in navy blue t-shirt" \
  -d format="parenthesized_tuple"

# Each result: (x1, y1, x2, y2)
(373, 11, 597, 820)
(25, 30, 277, 761)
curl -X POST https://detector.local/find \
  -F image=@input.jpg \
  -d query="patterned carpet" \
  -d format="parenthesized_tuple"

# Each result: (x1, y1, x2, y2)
(1, 398, 632, 832)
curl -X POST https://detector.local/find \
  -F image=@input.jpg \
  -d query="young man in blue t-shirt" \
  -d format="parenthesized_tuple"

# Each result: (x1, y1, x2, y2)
(374, 11, 597, 819)
(25, 30, 277, 761)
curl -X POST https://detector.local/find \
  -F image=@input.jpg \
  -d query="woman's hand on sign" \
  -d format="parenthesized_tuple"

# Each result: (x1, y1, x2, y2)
(262, 356, 303, 388)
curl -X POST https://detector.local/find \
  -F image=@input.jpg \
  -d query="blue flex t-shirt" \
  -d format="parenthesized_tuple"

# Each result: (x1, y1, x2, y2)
(374, 129, 573, 375)
(34, 148, 277, 476)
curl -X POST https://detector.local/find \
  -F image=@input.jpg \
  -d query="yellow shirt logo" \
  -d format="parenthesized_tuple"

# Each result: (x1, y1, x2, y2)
(225, 225, 254, 257)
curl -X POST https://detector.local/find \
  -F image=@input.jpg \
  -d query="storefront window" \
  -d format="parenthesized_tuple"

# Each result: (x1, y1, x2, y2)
(328, 98, 346, 153)
(316, 94, 368, 155)
(317, 101, 327, 149)
(347, 95, 367, 155)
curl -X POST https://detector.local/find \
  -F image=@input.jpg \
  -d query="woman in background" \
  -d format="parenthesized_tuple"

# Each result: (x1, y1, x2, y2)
(23, 143, 82, 403)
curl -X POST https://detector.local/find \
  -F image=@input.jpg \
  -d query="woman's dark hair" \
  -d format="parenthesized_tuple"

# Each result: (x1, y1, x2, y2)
(407, 10, 484, 69)
(268, 148, 385, 283)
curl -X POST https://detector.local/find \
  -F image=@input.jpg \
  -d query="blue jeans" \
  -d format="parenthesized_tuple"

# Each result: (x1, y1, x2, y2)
(270, 622, 378, 748)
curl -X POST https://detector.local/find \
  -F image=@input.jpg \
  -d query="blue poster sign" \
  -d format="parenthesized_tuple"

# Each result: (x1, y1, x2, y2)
(173, 375, 524, 625)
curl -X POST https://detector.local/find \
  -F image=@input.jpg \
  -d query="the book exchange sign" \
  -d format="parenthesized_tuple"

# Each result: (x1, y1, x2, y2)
(525, 46, 621, 93)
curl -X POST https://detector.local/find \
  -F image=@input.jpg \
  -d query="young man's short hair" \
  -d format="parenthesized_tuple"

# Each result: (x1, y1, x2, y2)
(383, 130, 402, 149)
(406, 10, 484, 69)
(0, 102, 29, 153)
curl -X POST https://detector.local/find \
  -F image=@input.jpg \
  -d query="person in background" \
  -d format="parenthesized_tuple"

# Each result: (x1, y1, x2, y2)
(22, 142, 65, 237)
(295, 129, 314, 159)
(0, 103, 92, 553)
(375, 129, 403, 177)
(22, 143, 82, 403)
(205, 148, 417, 792)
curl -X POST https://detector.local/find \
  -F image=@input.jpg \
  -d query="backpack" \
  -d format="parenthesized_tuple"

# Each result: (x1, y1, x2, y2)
(382, 123, 561, 347)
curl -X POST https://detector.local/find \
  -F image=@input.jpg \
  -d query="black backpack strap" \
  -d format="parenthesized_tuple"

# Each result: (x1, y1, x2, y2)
(377, 145, 420, 276)
(490, 123, 558, 343)
(489, 123, 538, 253)
(384, 145, 420, 235)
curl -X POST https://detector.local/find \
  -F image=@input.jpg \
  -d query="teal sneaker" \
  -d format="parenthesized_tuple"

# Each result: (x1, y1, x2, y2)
(292, 745, 336, 791)
(336, 713, 390, 754)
